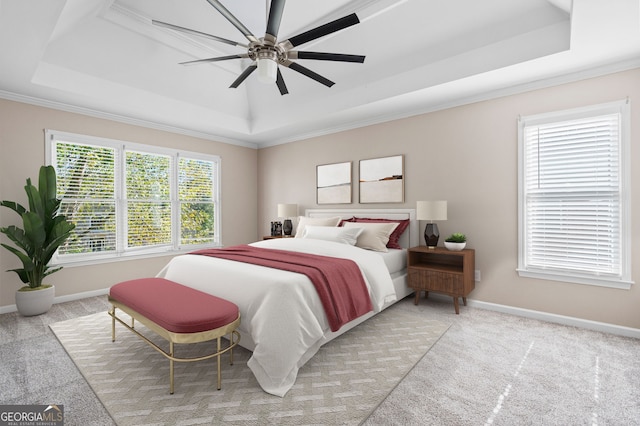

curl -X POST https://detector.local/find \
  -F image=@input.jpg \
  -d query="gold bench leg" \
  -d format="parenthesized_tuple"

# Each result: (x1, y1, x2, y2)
(111, 307, 116, 342)
(170, 341, 175, 394)
(109, 300, 240, 395)
(216, 336, 222, 390)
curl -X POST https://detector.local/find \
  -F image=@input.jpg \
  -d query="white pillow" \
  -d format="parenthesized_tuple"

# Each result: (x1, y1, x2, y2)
(294, 216, 341, 237)
(302, 225, 363, 246)
(342, 221, 399, 252)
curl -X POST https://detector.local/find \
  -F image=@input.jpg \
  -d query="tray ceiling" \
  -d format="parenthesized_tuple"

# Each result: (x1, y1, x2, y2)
(1, 0, 639, 147)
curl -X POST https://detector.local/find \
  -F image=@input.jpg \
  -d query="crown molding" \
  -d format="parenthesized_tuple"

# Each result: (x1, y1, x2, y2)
(0, 90, 258, 149)
(258, 57, 640, 148)
(2, 58, 638, 150)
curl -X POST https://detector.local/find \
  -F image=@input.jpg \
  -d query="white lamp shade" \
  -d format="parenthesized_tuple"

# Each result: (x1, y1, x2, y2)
(257, 58, 278, 84)
(416, 200, 447, 221)
(277, 203, 298, 218)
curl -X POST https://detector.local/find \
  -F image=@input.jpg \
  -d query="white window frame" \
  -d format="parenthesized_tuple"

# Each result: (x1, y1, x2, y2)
(45, 130, 221, 267)
(517, 100, 632, 289)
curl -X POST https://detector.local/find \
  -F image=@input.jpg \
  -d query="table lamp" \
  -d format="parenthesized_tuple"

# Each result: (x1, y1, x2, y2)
(416, 201, 447, 248)
(277, 203, 298, 236)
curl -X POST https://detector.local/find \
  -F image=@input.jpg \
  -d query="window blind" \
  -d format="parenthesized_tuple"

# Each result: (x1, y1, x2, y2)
(125, 151, 172, 248)
(523, 113, 621, 277)
(178, 157, 216, 245)
(54, 141, 117, 254)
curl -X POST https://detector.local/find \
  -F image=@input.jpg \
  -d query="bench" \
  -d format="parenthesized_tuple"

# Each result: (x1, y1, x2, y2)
(108, 278, 241, 394)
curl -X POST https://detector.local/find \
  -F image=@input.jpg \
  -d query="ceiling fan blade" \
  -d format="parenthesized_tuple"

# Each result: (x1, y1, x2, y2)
(276, 68, 289, 95)
(284, 13, 360, 48)
(205, 0, 259, 43)
(291, 51, 365, 63)
(284, 62, 334, 87)
(152, 20, 248, 48)
(265, 0, 286, 42)
(179, 54, 248, 66)
(230, 64, 257, 88)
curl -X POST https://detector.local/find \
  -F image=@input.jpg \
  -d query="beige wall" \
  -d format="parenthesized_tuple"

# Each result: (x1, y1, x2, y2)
(257, 68, 640, 329)
(0, 99, 258, 308)
(2, 69, 638, 328)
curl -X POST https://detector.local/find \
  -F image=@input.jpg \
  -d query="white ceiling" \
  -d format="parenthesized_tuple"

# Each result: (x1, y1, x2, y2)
(1, 0, 639, 148)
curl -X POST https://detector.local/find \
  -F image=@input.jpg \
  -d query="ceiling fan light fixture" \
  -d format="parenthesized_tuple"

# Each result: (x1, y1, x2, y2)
(257, 57, 278, 84)
(158, 1, 365, 94)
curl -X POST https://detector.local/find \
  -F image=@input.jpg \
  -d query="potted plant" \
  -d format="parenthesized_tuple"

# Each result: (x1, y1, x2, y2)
(444, 233, 466, 251)
(0, 165, 75, 316)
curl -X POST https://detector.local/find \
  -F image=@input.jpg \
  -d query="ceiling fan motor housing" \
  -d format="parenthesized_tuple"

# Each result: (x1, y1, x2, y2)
(251, 43, 285, 63)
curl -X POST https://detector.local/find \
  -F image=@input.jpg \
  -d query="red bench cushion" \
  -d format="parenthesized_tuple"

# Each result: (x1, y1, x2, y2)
(109, 278, 238, 334)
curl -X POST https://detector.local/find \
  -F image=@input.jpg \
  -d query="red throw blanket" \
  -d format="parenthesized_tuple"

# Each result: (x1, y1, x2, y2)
(190, 245, 373, 332)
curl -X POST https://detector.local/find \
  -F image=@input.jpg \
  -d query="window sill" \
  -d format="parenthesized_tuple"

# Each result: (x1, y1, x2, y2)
(517, 268, 633, 290)
(52, 244, 223, 268)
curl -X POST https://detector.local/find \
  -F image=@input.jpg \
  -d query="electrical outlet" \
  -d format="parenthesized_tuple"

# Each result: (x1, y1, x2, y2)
(475, 270, 481, 282)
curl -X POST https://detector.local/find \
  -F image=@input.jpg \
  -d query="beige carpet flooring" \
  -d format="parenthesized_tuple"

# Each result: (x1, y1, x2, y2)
(50, 302, 449, 425)
(364, 300, 640, 426)
(3, 295, 639, 425)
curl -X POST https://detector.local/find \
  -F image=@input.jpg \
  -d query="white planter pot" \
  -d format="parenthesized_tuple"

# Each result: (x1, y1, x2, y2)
(15, 285, 55, 316)
(444, 241, 466, 251)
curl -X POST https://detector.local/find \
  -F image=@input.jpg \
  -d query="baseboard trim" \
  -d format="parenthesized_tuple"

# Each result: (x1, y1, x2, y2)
(0, 288, 109, 315)
(443, 295, 640, 339)
(2, 289, 639, 339)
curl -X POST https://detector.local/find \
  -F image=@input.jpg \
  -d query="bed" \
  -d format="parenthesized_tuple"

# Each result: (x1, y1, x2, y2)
(157, 208, 417, 396)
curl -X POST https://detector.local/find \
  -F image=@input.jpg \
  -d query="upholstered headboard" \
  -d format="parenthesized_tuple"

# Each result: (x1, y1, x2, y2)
(305, 208, 418, 249)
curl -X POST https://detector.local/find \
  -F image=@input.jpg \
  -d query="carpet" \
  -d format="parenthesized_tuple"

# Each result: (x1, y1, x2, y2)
(50, 302, 449, 425)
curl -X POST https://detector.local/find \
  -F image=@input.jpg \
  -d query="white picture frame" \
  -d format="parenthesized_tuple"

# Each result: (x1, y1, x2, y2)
(359, 155, 404, 203)
(316, 161, 352, 204)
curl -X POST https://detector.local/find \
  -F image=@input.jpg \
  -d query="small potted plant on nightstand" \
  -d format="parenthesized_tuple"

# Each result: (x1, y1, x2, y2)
(444, 233, 466, 251)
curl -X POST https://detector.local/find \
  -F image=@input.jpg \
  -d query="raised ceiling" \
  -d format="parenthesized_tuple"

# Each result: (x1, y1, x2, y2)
(1, 0, 639, 148)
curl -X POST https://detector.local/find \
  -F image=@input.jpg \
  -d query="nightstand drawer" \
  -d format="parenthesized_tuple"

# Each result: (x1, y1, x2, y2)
(408, 269, 464, 293)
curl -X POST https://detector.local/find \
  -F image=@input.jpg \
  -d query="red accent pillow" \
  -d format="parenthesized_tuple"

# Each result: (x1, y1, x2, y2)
(338, 217, 355, 227)
(341, 217, 410, 249)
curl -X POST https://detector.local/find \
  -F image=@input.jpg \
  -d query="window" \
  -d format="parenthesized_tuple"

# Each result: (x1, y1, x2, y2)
(517, 100, 632, 289)
(46, 130, 220, 265)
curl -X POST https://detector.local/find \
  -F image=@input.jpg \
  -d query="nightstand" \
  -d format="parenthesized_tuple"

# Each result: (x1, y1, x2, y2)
(407, 246, 475, 314)
(263, 235, 293, 240)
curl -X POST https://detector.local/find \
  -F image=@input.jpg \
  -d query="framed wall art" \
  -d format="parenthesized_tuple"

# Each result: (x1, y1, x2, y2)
(359, 155, 404, 203)
(316, 161, 352, 204)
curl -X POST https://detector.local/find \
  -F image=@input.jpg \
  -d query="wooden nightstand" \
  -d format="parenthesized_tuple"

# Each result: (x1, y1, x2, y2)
(263, 235, 294, 240)
(407, 246, 475, 314)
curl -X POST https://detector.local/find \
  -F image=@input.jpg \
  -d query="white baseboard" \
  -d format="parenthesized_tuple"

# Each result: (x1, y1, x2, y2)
(2, 288, 639, 339)
(427, 294, 640, 339)
(0, 288, 110, 315)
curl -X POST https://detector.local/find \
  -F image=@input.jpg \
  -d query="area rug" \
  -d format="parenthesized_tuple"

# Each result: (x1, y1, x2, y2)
(50, 302, 449, 425)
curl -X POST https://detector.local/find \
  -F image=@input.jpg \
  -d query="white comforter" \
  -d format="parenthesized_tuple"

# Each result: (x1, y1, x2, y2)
(156, 238, 396, 396)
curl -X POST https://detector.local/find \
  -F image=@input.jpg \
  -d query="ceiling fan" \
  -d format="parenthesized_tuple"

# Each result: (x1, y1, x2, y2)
(152, 0, 365, 95)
